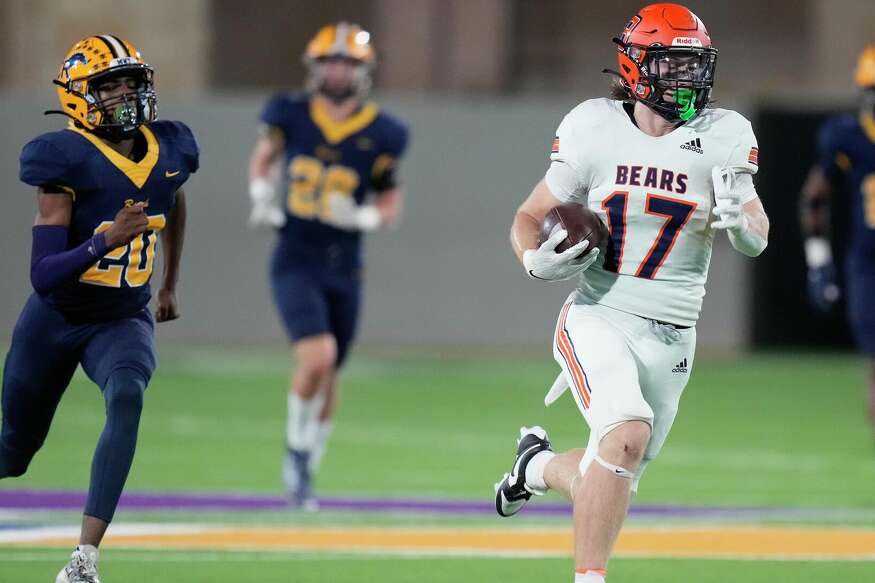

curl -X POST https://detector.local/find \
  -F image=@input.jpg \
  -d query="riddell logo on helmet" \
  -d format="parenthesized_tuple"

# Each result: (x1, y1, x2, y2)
(672, 37, 703, 47)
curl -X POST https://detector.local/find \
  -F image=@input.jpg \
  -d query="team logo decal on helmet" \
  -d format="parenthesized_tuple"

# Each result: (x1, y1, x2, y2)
(303, 22, 376, 103)
(606, 3, 717, 122)
(47, 35, 157, 141)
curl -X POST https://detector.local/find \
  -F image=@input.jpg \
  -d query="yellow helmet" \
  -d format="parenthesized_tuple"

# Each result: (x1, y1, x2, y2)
(303, 22, 375, 102)
(51, 35, 157, 140)
(855, 45, 875, 88)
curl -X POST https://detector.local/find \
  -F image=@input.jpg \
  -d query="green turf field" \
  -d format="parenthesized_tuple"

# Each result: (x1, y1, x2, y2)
(2, 346, 874, 582)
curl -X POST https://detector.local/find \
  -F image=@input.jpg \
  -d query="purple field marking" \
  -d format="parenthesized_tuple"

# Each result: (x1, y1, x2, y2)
(0, 489, 793, 518)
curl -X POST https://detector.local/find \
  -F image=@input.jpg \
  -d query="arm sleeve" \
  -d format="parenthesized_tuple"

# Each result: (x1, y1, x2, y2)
(723, 118, 760, 204)
(30, 225, 108, 295)
(544, 113, 589, 203)
(20, 139, 73, 189)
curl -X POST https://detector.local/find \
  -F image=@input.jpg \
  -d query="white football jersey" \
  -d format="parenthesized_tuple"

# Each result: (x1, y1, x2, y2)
(545, 98, 760, 327)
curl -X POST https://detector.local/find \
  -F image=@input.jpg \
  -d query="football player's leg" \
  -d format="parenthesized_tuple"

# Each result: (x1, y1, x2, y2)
(0, 296, 79, 478)
(272, 268, 334, 504)
(846, 272, 875, 434)
(78, 311, 155, 545)
(308, 273, 362, 474)
(555, 302, 653, 574)
(633, 323, 697, 493)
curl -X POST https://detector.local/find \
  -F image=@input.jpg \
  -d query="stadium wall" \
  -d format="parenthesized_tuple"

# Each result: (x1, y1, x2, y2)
(0, 93, 752, 352)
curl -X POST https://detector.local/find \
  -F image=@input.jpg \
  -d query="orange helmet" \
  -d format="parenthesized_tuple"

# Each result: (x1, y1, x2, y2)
(51, 35, 156, 140)
(303, 22, 376, 103)
(612, 4, 717, 122)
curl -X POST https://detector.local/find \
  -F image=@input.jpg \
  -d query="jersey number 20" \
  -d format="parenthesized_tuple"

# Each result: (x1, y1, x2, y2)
(80, 215, 166, 288)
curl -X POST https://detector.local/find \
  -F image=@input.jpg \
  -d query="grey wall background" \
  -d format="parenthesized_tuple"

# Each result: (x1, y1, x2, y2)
(0, 92, 751, 351)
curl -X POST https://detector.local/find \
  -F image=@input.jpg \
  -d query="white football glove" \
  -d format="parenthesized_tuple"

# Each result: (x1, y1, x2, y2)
(523, 228, 600, 281)
(323, 192, 381, 232)
(711, 165, 768, 257)
(248, 177, 286, 228)
(710, 166, 747, 232)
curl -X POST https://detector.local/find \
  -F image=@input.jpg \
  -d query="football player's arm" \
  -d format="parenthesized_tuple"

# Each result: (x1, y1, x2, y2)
(247, 127, 286, 227)
(711, 168, 768, 257)
(800, 166, 833, 261)
(30, 187, 147, 295)
(374, 187, 403, 228)
(742, 197, 770, 242)
(799, 166, 840, 310)
(511, 179, 562, 262)
(511, 179, 598, 281)
(325, 158, 403, 232)
(156, 189, 186, 322)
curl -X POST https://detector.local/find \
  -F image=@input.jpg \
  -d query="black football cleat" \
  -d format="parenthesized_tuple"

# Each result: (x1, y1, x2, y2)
(494, 426, 552, 517)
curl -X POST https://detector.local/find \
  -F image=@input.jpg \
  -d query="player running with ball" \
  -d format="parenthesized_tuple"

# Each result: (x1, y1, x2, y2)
(494, 4, 769, 582)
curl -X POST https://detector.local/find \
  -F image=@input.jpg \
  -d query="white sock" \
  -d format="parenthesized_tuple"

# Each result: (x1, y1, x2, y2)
(308, 420, 333, 473)
(575, 571, 605, 582)
(75, 544, 99, 562)
(525, 450, 555, 492)
(287, 393, 320, 451)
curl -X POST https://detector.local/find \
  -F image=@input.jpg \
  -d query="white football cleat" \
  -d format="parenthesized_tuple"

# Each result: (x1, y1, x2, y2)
(56, 545, 100, 583)
(284, 447, 319, 512)
(494, 426, 552, 517)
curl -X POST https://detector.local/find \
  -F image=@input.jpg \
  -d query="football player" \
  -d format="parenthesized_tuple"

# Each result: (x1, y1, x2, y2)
(0, 36, 198, 582)
(494, 5, 769, 582)
(800, 45, 875, 442)
(247, 22, 409, 509)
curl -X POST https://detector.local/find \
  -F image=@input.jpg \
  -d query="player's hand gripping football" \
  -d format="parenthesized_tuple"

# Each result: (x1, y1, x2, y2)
(710, 166, 747, 232)
(105, 202, 149, 249)
(155, 287, 180, 322)
(523, 228, 599, 281)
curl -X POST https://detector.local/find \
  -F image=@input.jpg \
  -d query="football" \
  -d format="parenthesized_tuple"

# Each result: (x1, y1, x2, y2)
(539, 202, 606, 256)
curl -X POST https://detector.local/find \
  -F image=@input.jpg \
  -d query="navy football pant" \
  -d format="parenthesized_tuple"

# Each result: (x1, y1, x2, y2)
(0, 294, 155, 522)
(847, 270, 875, 356)
(271, 267, 362, 367)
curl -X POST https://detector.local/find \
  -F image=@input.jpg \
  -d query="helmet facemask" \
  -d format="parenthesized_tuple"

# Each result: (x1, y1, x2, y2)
(83, 67, 156, 141)
(632, 45, 717, 122)
(305, 56, 373, 104)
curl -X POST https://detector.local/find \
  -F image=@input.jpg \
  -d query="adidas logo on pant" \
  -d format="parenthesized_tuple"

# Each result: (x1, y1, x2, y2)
(680, 138, 703, 154)
(672, 358, 689, 373)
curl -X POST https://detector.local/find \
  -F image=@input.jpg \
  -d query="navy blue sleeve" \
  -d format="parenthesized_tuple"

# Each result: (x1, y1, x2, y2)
(20, 138, 73, 189)
(385, 121, 409, 159)
(259, 94, 289, 134)
(816, 119, 847, 184)
(161, 121, 200, 174)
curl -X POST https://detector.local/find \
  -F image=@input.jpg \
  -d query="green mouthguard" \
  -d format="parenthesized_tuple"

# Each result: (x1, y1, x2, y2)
(675, 88, 697, 121)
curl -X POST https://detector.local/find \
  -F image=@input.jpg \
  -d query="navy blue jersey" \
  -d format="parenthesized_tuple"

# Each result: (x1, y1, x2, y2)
(817, 113, 875, 273)
(19, 121, 198, 321)
(260, 94, 408, 272)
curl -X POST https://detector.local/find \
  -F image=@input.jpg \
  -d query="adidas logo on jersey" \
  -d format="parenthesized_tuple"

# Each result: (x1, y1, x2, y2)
(680, 138, 703, 154)
(672, 358, 689, 373)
